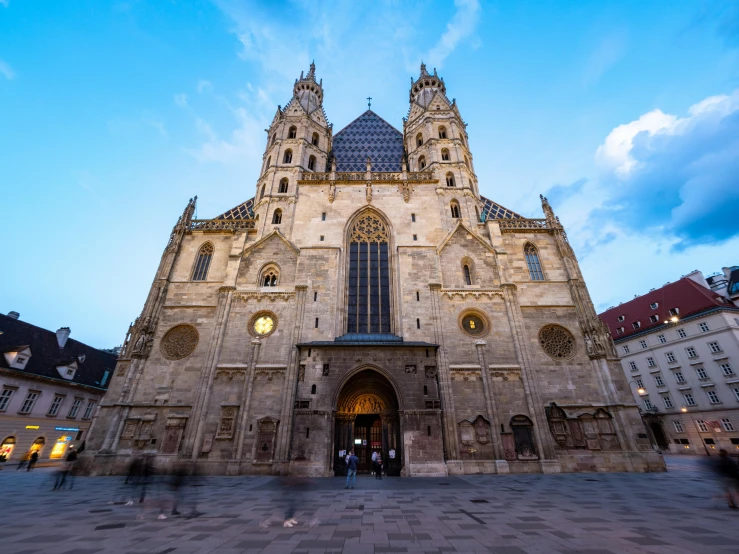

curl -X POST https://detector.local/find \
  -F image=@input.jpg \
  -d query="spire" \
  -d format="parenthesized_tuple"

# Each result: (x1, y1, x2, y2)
(409, 63, 447, 106)
(293, 61, 324, 112)
(540, 194, 556, 225)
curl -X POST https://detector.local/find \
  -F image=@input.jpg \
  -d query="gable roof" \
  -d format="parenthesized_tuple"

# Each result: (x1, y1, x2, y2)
(331, 110, 405, 172)
(598, 277, 737, 341)
(437, 220, 497, 255)
(242, 229, 300, 256)
(0, 314, 117, 389)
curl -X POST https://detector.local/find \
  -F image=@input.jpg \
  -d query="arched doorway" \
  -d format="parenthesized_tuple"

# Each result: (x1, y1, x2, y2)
(334, 369, 401, 476)
(649, 422, 668, 450)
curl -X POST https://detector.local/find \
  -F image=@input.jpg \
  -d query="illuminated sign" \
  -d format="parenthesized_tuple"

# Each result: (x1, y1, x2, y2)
(354, 439, 362, 444)
(25, 425, 40, 430)
(55, 427, 80, 432)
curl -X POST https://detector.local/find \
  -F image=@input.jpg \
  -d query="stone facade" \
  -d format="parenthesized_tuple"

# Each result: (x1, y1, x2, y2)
(82, 64, 663, 476)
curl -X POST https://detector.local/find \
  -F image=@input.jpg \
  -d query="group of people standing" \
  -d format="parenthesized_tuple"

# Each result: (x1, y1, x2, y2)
(344, 449, 384, 489)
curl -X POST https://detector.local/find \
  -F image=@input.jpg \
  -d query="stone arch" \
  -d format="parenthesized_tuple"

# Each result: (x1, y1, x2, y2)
(333, 365, 404, 411)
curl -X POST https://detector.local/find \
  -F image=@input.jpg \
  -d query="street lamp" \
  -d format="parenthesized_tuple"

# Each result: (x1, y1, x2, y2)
(663, 316, 679, 325)
(680, 406, 711, 456)
(628, 381, 647, 396)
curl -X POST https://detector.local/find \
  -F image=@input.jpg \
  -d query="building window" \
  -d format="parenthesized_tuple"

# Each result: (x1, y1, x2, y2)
(413, 234, 417, 241)
(647, 357, 656, 367)
(83, 401, 96, 419)
(464, 155, 470, 169)
(191, 242, 214, 281)
(283, 149, 293, 163)
(418, 155, 426, 169)
(658, 334, 667, 344)
(686, 347, 698, 358)
(311, 384, 316, 395)
(272, 209, 282, 224)
(315, 318, 319, 328)
(618, 315, 625, 322)
(698, 322, 709, 332)
(674, 371, 685, 383)
(650, 302, 659, 309)
(684, 393, 696, 406)
(649, 315, 659, 323)
(278, 178, 289, 193)
(347, 213, 391, 334)
(312, 132, 319, 146)
(450, 201, 461, 219)
(19, 391, 39, 414)
(640, 340, 648, 349)
(696, 419, 708, 432)
(416, 291, 420, 301)
(271, 134, 276, 145)
(662, 395, 673, 408)
(416, 133, 423, 147)
(721, 418, 735, 432)
(314, 292, 318, 301)
(665, 352, 676, 363)
(0, 389, 14, 412)
(629, 361, 638, 371)
(655, 375, 665, 387)
(733, 388, 739, 402)
(644, 399, 655, 411)
(623, 345, 630, 354)
(416, 318, 421, 329)
(48, 395, 64, 417)
(696, 367, 707, 379)
(635, 379, 644, 388)
(632, 321, 641, 330)
(261, 267, 279, 287)
(411, 213, 416, 222)
(438, 126, 447, 139)
(669, 307, 680, 316)
(720, 363, 734, 376)
(673, 420, 684, 433)
(441, 148, 450, 161)
(308, 155, 316, 171)
(260, 184, 266, 200)
(616, 327, 624, 335)
(677, 329, 687, 338)
(68, 398, 82, 418)
(708, 341, 722, 353)
(446, 172, 455, 187)
(320, 235, 324, 241)
(707, 390, 721, 404)
(288, 126, 297, 139)
(524, 243, 545, 281)
(321, 212, 326, 221)
(463, 264, 472, 286)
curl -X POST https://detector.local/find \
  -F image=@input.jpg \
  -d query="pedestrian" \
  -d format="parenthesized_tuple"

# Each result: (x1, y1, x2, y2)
(16, 453, 28, 471)
(27, 451, 38, 471)
(711, 449, 739, 509)
(52, 447, 76, 490)
(371, 450, 378, 477)
(125, 456, 142, 485)
(345, 450, 358, 489)
(375, 454, 383, 480)
(282, 476, 309, 527)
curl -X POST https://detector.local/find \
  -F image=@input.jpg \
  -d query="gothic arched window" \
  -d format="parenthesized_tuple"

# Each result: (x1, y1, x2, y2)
(191, 242, 214, 281)
(265, 156, 271, 172)
(347, 213, 391, 334)
(463, 264, 472, 286)
(438, 126, 447, 139)
(416, 133, 423, 147)
(441, 148, 450, 161)
(259, 184, 266, 200)
(288, 126, 297, 139)
(524, 243, 545, 281)
(446, 172, 455, 187)
(278, 178, 289, 193)
(272, 209, 282, 225)
(450, 201, 461, 219)
(283, 149, 293, 164)
(308, 155, 316, 171)
(261, 266, 279, 287)
(464, 156, 470, 169)
(312, 132, 319, 146)
(418, 156, 426, 170)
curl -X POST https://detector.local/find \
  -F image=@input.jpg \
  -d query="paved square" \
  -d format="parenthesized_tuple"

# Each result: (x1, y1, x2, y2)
(1, 456, 737, 554)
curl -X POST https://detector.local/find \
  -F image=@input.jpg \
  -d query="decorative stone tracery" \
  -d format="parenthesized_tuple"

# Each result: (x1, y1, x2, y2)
(160, 324, 199, 360)
(538, 324, 575, 360)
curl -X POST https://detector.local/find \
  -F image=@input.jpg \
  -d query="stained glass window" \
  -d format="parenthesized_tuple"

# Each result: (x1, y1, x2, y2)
(524, 243, 544, 281)
(192, 242, 214, 281)
(347, 214, 391, 334)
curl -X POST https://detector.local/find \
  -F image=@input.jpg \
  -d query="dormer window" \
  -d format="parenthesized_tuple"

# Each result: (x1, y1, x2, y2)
(650, 302, 659, 309)
(56, 361, 78, 380)
(632, 321, 641, 330)
(616, 327, 624, 335)
(3, 346, 32, 370)
(617, 315, 625, 322)
(669, 307, 680, 316)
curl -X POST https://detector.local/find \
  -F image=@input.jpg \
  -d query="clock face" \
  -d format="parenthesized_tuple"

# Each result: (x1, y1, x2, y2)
(462, 314, 485, 336)
(253, 315, 274, 336)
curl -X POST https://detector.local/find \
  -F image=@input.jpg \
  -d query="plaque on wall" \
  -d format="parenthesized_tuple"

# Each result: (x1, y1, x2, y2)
(202, 434, 214, 453)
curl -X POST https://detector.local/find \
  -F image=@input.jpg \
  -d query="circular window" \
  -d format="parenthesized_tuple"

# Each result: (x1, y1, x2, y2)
(458, 311, 489, 337)
(249, 312, 278, 338)
(539, 324, 576, 360)
(161, 324, 199, 360)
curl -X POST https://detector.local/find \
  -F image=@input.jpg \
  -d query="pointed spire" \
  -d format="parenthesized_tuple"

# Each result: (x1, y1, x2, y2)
(540, 194, 556, 225)
(308, 60, 316, 79)
(419, 62, 429, 77)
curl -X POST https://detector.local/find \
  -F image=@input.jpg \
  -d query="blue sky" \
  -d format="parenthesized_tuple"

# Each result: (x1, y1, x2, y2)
(1, 0, 738, 347)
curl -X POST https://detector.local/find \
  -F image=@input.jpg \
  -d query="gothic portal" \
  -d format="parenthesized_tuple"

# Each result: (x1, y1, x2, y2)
(82, 63, 664, 476)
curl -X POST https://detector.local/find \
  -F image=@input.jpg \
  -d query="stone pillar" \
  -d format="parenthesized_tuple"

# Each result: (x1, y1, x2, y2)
(474, 340, 503, 459)
(234, 338, 261, 463)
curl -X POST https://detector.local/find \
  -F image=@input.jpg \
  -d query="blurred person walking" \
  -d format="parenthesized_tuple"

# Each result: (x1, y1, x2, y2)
(52, 447, 77, 490)
(27, 451, 38, 471)
(282, 476, 310, 527)
(711, 449, 739, 509)
(375, 453, 383, 480)
(345, 450, 358, 489)
(16, 453, 28, 471)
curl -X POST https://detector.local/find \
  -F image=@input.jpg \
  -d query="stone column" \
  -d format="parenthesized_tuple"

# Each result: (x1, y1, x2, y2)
(474, 340, 503, 459)
(234, 338, 261, 463)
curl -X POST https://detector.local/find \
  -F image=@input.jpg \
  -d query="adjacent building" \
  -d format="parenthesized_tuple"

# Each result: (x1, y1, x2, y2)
(600, 268, 739, 455)
(82, 63, 662, 477)
(0, 312, 116, 465)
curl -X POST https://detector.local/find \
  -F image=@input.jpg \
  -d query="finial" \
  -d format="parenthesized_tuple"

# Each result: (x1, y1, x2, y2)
(434, 67, 437, 76)
(309, 60, 315, 74)
(420, 62, 428, 76)
(367, 96, 372, 109)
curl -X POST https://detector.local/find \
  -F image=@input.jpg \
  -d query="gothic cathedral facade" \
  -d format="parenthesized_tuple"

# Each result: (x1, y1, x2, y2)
(84, 64, 664, 476)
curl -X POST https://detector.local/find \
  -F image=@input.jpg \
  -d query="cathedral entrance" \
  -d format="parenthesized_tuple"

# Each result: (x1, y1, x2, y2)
(334, 369, 401, 476)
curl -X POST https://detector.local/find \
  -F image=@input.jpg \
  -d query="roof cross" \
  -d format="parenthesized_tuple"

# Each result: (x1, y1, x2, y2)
(367, 96, 372, 109)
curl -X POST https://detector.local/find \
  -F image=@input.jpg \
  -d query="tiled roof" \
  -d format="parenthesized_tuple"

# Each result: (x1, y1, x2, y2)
(598, 277, 736, 341)
(0, 314, 117, 389)
(331, 110, 405, 172)
(216, 197, 254, 220)
(480, 196, 521, 220)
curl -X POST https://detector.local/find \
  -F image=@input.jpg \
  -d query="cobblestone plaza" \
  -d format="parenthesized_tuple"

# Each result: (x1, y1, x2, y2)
(1, 456, 736, 554)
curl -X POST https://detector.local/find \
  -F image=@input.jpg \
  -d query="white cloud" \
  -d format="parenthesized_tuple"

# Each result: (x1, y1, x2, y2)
(196, 80, 213, 94)
(174, 93, 189, 108)
(424, 0, 481, 69)
(0, 58, 15, 80)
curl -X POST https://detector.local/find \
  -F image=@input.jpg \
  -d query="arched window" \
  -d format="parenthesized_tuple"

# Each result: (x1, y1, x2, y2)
(272, 209, 282, 225)
(265, 156, 271, 171)
(308, 155, 316, 171)
(464, 156, 470, 169)
(438, 126, 447, 139)
(441, 148, 450, 161)
(511, 415, 537, 458)
(283, 149, 292, 164)
(524, 243, 545, 281)
(261, 266, 279, 287)
(450, 201, 461, 219)
(416, 133, 423, 147)
(271, 134, 276, 145)
(278, 178, 289, 193)
(191, 242, 214, 281)
(347, 212, 391, 334)
(418, 156, 426, 170)
(259, 184, 266, 200)
(288, 126, 297, 139)
(312, 132, 319, 146)
(446, 172, 455, 187)
(463, 264, 472, 286)
(311, 384, 316, 394)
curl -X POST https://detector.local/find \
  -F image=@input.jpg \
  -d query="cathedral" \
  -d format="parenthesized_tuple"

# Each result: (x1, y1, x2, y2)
(83, 64, 664, 476)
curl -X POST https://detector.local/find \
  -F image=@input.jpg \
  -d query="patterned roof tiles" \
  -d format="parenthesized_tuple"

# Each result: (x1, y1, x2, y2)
(480, 196, 521, 220)
(331, 110, 405, 172)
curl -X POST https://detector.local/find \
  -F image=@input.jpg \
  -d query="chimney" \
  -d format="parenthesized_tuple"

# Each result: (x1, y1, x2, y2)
(7, 311, 19, 320)
(56, 327, 71, 348)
